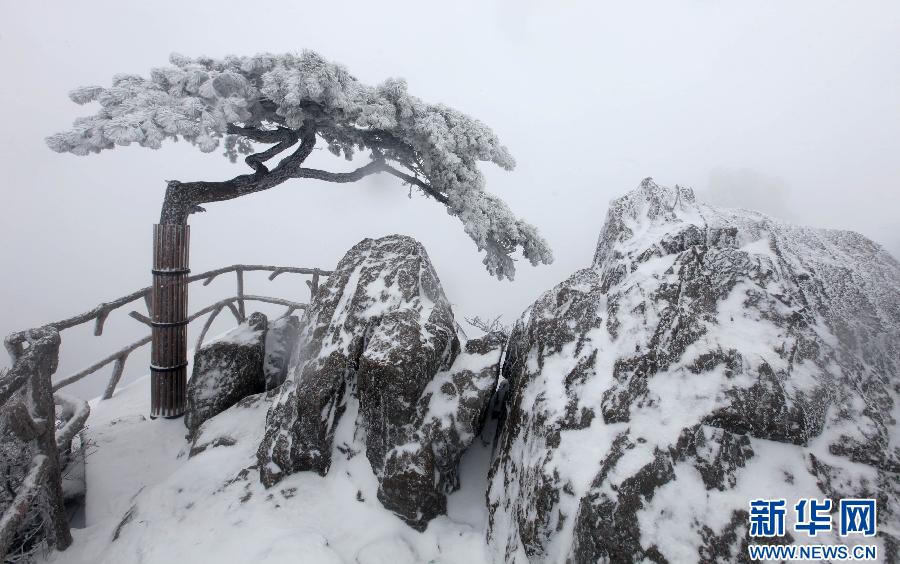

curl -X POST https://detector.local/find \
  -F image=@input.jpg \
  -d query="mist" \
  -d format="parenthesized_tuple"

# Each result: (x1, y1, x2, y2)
(1, 0, 898, 399)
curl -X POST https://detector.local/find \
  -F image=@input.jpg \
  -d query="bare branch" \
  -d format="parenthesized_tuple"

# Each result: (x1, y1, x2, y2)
(465, 315, 509, 338)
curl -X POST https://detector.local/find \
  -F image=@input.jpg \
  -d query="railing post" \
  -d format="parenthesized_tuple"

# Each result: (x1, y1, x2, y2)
(309, 270, 320, 301)
(0, 327, 71, 557)
(102, 354, 127, 400)
(236, 267, 246, 321)
(150, 224, 189, 418)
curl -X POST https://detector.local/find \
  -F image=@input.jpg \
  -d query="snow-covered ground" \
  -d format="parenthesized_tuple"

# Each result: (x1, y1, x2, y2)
(42, 373, 494, 564)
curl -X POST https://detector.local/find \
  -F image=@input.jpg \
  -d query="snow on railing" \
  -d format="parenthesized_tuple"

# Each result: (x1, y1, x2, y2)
(0, 263, 330, 559)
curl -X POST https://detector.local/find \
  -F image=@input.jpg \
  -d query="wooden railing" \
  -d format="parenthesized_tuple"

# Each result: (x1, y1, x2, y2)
(0, 263, 330, 559)
(41, 264, 329, 397)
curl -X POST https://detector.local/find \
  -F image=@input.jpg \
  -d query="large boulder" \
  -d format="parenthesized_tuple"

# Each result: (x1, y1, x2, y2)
(258, 235, 501, 530)
(185, 312, 268, 436)
(487, 179, 900, 562)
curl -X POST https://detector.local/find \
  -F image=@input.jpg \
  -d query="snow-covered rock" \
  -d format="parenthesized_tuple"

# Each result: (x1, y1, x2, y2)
(258, 235, 500, 530)
(189, 390, 272, 458)
(185, 312, 268, 436)
(487, 179, 900, 562)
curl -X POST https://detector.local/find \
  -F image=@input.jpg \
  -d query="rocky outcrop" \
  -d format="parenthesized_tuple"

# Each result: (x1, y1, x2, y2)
(185, 312, 268, 436)
(257, 235, 501, 530)
(487, 179, 900, 562)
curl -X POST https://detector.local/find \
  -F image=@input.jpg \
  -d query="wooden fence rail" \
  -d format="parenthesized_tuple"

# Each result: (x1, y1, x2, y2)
(8, 264, 330, 398)
(0, 263, 330, 560)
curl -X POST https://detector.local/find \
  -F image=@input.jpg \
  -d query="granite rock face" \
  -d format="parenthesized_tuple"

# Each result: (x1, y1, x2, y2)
(185, 312, 268, 436)
(258, 235, 501, 530)
(487, 179, 900, 562)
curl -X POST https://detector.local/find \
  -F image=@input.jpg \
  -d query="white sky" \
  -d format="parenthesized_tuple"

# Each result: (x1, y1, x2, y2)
(1, 0, 898, 398)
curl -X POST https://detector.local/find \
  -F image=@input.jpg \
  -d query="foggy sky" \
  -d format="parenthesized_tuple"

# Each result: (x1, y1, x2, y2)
(2, 1, 898, 398)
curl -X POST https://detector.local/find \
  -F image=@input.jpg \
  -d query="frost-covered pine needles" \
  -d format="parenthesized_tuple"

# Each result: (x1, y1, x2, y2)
(47, 51, 553, 280)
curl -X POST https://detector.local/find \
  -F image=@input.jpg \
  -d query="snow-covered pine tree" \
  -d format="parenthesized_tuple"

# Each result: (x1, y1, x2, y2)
(47, 51, 552, 279)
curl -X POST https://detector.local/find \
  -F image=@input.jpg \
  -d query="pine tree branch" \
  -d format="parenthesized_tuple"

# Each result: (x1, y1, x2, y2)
(160, 123, 449, 224)
(226, 126, 300, 174)
(160, 124, 316, 223)
(382, 165, 449, 204)
(293, 160, 387, 183)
